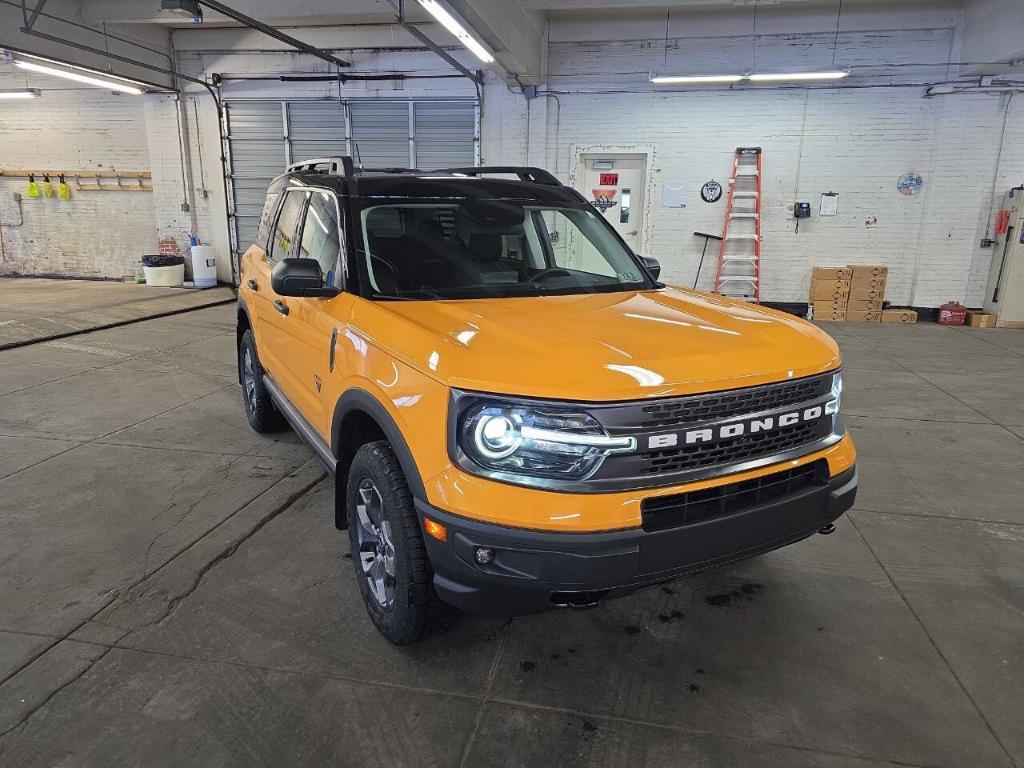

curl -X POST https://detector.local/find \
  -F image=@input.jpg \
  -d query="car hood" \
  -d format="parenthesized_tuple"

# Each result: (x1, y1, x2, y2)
(357, 288, 841, 401)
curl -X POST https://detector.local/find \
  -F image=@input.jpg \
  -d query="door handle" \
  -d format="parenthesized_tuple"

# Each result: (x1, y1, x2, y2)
(273, 300, 289, 316)
(247, 279, 259, 292)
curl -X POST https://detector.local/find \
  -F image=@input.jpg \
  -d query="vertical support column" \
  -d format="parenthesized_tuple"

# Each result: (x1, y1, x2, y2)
(408, 102, 417, 168)
(344, 102, 353, 162)
(474, 100, 482, 166)
(282, 101, 292, 167)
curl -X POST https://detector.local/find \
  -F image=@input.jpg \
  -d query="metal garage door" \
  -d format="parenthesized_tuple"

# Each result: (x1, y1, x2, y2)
(223, 98, 479, 263)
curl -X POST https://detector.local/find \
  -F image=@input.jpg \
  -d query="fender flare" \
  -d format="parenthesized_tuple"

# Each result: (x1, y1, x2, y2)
(331, 388, 428, 527)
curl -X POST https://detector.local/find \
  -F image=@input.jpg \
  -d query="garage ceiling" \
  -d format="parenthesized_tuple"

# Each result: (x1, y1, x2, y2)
(79, 0, 952, 27)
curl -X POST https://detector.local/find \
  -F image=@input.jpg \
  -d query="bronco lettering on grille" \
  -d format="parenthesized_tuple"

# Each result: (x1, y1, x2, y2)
(646, 405, 826, 450)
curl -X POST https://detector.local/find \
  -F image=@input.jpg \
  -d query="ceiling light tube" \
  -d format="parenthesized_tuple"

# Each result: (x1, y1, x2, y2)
(747, 71, 849, 82)
(650, 74, 743, 84)
(0, 88, 41, 99)
(14, 60, 145, 94)
(415, 0, 495, 64)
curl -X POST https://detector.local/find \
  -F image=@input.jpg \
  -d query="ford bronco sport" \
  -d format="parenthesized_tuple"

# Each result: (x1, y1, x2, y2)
(237, 156, 856, 644)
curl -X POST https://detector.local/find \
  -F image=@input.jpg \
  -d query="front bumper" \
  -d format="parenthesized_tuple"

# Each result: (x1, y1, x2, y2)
(416, 464, 857, 616)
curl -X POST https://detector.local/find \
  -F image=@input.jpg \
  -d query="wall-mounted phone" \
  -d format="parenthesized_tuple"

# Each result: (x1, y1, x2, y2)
(793, 201, 811, 232)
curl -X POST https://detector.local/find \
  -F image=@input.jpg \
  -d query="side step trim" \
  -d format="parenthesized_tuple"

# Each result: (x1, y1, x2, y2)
(263, 374, 337, 476)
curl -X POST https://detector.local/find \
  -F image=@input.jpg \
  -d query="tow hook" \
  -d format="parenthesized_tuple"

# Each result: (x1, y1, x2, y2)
(818, 523, 837, 535)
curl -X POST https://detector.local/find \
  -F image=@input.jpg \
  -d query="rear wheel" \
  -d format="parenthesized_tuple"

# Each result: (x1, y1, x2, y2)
(346, 441, 460, 644)
(239, 329, 285, 433)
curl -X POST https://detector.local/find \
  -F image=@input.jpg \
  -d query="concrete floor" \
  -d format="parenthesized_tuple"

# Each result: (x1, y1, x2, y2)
(0, 277, 234, 349)
(1, 305, 1022, 768)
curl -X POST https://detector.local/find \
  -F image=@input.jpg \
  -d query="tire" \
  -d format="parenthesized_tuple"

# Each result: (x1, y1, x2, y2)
(239, 329, 285, 433)
(346, 440, 460, 645)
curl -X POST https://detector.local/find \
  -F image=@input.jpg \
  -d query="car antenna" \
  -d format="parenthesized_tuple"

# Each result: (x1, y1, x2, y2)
(352, 141, 364, 171)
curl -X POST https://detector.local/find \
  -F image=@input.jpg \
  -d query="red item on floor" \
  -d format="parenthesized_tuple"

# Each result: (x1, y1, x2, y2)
(938, 301, 967, 326)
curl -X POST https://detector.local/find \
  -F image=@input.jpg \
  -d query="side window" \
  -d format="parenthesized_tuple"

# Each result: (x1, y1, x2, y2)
(297, 191, 342, 285)
(268, 191, 306, 261)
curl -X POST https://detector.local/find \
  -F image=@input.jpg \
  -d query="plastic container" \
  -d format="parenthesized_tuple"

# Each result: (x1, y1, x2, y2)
(938, 301, 967, 326)
(190, 245, 217, 288)
(143, 264, 185, 287)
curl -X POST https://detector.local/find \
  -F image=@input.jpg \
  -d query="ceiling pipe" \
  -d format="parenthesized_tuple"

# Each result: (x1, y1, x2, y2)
(20, 0, 49, 30)
(925, 83, 1024, 97)
(194, 0, 350, 68)
(389, 0, 482, 85)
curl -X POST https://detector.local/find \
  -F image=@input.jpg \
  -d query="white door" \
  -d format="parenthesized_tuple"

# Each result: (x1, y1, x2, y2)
(578, 154, 647, 252)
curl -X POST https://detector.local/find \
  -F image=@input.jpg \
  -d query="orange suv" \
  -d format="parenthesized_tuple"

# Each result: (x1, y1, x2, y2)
(237, 157, 856, 644)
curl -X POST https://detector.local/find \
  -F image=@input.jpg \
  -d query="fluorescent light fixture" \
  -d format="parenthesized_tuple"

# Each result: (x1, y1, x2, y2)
(651, 71, 849, 85)
(650, 74, 743, 84)
(0, 88, 40, 100)
(14, 60, 145, 94)
(748, 71, 849, 81)
(415, 0, 494, 64)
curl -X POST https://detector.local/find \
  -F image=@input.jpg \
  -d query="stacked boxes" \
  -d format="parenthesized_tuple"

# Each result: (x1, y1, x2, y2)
(846, 265, 887, 322)
(810, 267, 851, 320)
(809, 265, 895, 322)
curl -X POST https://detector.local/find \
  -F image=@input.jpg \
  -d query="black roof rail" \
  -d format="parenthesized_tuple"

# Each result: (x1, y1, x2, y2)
(436, 166, 563, 187)
(287, 156, 355, 177)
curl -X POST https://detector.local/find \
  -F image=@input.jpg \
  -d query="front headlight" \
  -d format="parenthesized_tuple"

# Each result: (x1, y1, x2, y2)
(457, 400, 635, 481)
(825, 370, 842, 415)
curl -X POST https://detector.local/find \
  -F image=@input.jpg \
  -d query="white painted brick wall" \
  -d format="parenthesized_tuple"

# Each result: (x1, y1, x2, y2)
(0, 66, 158, 279)
(535, 27, 1024, 306)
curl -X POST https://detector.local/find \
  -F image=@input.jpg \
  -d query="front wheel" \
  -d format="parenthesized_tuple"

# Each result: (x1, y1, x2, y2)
(346, 441, 460, 644)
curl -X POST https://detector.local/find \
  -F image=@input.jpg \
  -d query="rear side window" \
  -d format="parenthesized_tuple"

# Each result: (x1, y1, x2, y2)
(256, 192, 280, 249)
(268, 191, 307, 261)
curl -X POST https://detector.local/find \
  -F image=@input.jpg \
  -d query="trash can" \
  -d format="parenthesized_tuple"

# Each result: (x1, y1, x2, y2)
(142, 254, 185, 287)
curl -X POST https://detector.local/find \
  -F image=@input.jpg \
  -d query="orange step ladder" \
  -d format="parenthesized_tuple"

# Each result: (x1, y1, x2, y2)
(713, 147, 762, 302)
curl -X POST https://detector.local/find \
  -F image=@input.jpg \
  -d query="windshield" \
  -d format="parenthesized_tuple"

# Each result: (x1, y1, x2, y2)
(355, 199, 653, 300)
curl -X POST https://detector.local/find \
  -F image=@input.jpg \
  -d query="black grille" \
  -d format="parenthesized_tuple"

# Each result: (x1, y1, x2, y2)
(641, 459, 828, 532)
(637, 373, 832, 429)
(636, 418, 829, 476)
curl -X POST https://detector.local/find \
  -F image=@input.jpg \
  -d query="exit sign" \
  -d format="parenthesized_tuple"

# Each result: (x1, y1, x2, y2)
(599, 173, 619, 186)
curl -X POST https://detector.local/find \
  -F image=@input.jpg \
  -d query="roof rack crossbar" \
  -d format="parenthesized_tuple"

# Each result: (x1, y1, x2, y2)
(436, 166, 563, 187)
(287, 156, 355, 177)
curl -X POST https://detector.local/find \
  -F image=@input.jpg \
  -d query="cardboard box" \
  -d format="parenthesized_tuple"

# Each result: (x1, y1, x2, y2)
(847, 310, 882, 323)
(812, 301, 846, 320)
(812, 267, 853, 281)
(966, 311, 997, 328)
(848, 286, 885, 301)
(849, 265, 888, 279)
(849, 276, 887, 291)
(847, 298, 883, 312)
(810, 282, 850, 301)
(881, 309, 917, 324)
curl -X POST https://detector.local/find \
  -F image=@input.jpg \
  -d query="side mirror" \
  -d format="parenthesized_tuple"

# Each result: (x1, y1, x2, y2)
(271, 258, 339, 298)
(639, 254, 661, 281)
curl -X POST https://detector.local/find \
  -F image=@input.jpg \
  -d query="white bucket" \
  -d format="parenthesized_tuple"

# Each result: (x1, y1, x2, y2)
(143, 264, 185, 287)
(190, 245, 217, 289)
